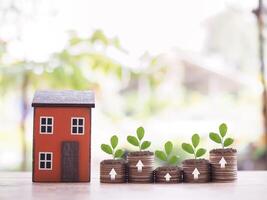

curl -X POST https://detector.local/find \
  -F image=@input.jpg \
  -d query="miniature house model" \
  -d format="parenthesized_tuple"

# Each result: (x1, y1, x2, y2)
(32, 90, 95, 182)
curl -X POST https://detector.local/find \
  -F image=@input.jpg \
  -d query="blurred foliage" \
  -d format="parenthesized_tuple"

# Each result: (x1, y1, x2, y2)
(0, 30, 124, 92)
(0, 1, 266, 171)
(0, 29, 171, 118)
(41, 30, 124, 90)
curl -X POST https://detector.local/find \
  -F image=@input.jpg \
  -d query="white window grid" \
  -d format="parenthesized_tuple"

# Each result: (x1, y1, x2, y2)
(71, 117, 85, 135)
(38, 152, 53, 170)
(39, 116, 54, 134)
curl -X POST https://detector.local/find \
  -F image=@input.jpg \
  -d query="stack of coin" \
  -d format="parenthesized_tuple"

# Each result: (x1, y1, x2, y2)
(209, 148, 237, 182)
(182, 159, 210, 183)
(127, 151, 154, 183)
(100, 159, 127, 183)
(154, 166, 183, 183)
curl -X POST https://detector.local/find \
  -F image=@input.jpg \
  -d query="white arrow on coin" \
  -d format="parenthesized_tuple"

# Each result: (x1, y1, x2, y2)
(164, 173, 171, 182)
(219, 157, 227, 168)
(136, 160, 144, 172)
(109, 168, 117, 180)
(192, 168, 200, 180)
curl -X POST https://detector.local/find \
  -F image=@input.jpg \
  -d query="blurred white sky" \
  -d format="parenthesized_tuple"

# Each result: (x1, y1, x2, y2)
(0, 0, 257, 63)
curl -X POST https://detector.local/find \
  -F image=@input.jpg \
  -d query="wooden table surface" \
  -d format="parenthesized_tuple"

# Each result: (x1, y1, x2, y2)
(0, 171, 266, 200)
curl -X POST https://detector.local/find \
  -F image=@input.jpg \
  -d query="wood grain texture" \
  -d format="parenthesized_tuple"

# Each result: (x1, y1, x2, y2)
(61, 141, 79, 182)
(0, 171, 267, 200)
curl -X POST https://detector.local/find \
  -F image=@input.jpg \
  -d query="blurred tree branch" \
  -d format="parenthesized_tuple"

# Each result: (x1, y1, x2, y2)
(253, 0, 267, 167)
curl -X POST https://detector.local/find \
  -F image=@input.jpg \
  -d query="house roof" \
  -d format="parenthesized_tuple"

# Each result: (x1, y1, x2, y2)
(32, 90, 95, 108)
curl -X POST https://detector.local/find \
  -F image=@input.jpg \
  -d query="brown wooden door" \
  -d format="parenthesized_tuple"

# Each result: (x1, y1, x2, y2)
(61, 141, 79, 182)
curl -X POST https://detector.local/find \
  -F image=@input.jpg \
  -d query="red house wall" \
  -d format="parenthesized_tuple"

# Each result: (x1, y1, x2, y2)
(33, 107, 91, 182)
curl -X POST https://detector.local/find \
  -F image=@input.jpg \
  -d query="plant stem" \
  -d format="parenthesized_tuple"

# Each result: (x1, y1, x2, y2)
(112, 149, 115, 159)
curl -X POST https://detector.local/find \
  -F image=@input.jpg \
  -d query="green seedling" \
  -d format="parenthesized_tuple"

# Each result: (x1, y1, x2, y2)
(155, 141, 179, 165)
(209, 123, 234, 149)
(182, 134, 206, 159)
(127, 126, 151, 151)
(101, 135, 124, 159)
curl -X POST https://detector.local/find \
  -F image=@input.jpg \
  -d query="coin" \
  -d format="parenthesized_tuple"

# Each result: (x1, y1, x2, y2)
(209, 148, 237, 182)
(182, 159, 211, 183)
(154, 166, 183, 183)
(127, 151, 154, 183)
(100, 159, 127, 183)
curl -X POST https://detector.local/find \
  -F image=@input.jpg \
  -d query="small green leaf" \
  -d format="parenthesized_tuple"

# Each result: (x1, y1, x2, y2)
(182, 143, 194, 154)
(164, 141, 173, 155)
(219, 123, 227, 138)
(141, 141, 151, 150)
(110, 135, 118, 149)
(196, 148, 206, 158)
(101, 144, 113, 155)
(127, 136, 139, 147)
(209, 132, 222, 144)
(168, 155, 179, 165)
(224, 138, 234, 147)
(155, 150, 167, 161)
(137, 127, 145, 141)
(192, 134, 200, 148)
(114, 149, 124, 158)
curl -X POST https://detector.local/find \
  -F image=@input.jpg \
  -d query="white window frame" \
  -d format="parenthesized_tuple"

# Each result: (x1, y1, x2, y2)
(71, 117, 85, 135)
(39, 116, 54, 134)
(38, 152, 53, 170)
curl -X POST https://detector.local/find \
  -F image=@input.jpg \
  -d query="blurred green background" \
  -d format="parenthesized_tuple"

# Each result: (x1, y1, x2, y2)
(0, 0, 267, 172)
